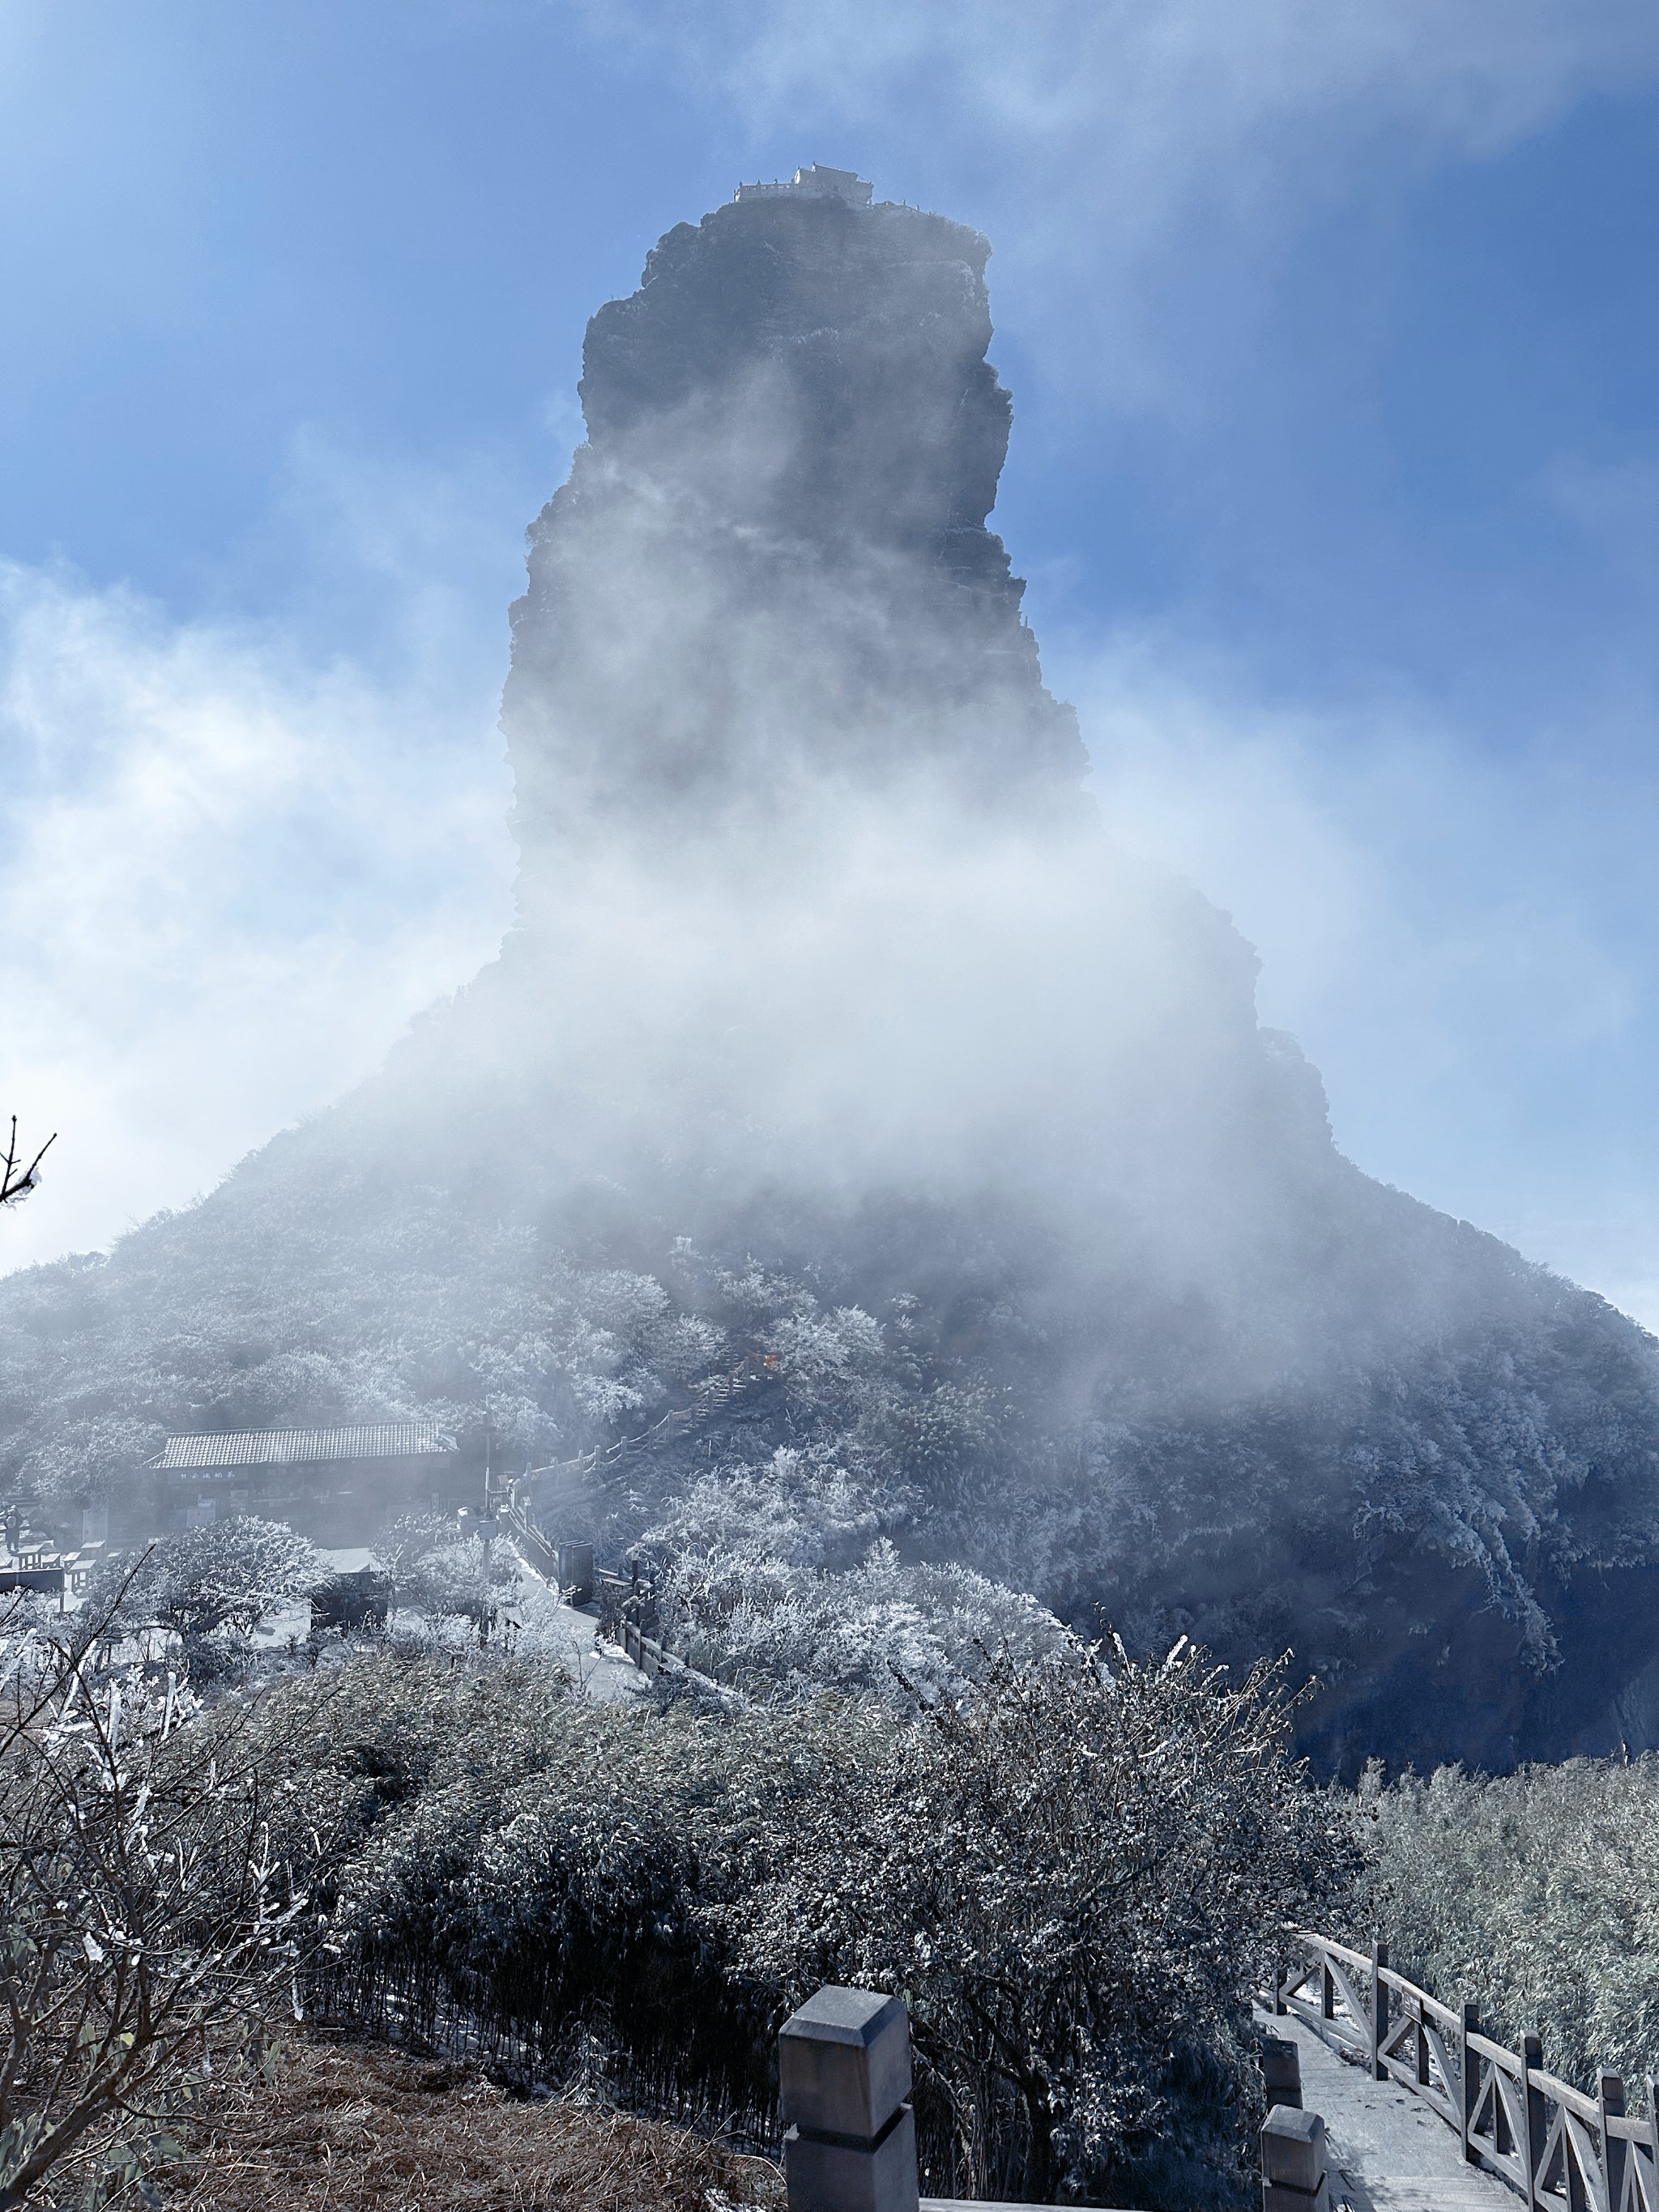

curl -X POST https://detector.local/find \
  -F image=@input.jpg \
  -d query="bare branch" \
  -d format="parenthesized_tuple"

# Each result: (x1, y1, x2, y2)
(0, 1119, 55, 1211)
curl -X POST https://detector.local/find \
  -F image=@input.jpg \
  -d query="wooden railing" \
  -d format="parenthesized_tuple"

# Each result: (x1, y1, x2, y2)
(608, 1609, 740, 1700)
(1277, 1929, 1659, 2211)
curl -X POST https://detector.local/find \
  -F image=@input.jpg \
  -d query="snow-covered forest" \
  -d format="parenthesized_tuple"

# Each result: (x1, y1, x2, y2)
(4, 1147, 1657, 1772)
(12, 1531, 1659, 2211)
(0, 1571, 1350, 2209)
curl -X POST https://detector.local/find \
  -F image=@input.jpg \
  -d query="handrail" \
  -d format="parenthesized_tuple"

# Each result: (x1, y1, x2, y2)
(1375, 1963, 1464, 2034)
(1530, 2069, 1601, 2125)
(1275, 1929, 1659, 2212)
(518, 1354, 777, 1497)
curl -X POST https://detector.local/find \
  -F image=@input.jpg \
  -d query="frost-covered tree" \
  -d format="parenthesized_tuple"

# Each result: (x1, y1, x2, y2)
(373, 1512, 519, 1632)
(644, 1451, 1060, 1707)
(727, 1636, 1350, 2206)
(1349, 1754, 1659, 2089)
(237, 1634, 1347, 2208)
(0, 1119, 53, 1212)
(85, 1518, 324, 1654)
(0, 1601, 306, 2210)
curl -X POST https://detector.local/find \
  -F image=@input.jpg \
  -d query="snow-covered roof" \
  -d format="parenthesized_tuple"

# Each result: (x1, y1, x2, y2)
(152, 1421, 451, 1472)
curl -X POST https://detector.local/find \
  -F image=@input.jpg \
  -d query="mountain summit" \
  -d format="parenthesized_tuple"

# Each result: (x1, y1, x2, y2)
(505, 173, 1085, 896)
(6, 177, 1659, 1773)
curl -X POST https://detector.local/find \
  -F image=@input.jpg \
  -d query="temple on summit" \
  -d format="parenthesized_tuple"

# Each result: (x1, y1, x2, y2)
(733, 164, 873, 205)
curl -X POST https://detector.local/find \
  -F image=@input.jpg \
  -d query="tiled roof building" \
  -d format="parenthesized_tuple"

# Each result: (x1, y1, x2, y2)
(153, 1421, 448, 1473)
(151, 1421, 467, 1542)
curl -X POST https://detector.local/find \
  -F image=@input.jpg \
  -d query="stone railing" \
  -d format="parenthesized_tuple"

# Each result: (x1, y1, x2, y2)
(778, 1985, 1214, 2212)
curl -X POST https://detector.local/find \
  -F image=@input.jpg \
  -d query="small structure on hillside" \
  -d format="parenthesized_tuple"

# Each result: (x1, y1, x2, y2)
(151, 1421, 467, 1543)
(735, 164, 873, 206)
(310, 1566, 393, 1635)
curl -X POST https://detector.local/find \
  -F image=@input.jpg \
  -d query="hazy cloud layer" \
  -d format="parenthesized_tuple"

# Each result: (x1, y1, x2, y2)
(582, 0, 1659, 403)
(6, 535, 1658, 1324)
(1070, 634, 1659, 1324)
(0, 557, 513, 1274)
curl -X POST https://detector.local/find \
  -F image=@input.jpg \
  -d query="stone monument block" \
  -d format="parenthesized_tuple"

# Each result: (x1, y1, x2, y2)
(1261, 2035, 1303, 2109)
(783, 2105, 919, 2212)
(1262, 2102, 1329, 2207)
(779, 1986, 912, 2140)
(780, 1986, 919, 2212)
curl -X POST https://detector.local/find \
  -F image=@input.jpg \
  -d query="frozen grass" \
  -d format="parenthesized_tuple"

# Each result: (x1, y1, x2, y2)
(156, 2037, 785, 2212)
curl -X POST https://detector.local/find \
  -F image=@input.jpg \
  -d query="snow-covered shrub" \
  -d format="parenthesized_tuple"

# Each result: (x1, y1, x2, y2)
(643, 1454, 1059, 1707)
(257, 1651, 873, 2119)
(1350, 1754, 1659, 2087)
(83, 1517, 326, 1682)
(0, 1600, 309, 2210)
(374, 1513, 518, 1623)
(725, 1635, 1350, 2206)
(246, 1632, 1341, 2207)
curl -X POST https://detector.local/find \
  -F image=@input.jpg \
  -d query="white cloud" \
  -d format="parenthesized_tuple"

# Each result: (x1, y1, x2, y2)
(1066, 627, 1659, 1323)
(0, 556, 513, 1275)
(685, 0, 1657, 152)
(582, 0, 1659, 407)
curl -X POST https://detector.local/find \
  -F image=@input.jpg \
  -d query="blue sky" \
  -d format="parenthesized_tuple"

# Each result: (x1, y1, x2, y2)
(3, 0, 1659, 1317)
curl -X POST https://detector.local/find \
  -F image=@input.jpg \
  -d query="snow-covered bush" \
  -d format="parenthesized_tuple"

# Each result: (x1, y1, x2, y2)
(375, 1513, 518, 1622)
(726, 1636, 1350, 2206)
(246, 1631, 1342, 2207)
(643, 1453, 1059, 1707)
(1350, 1754, 1659, 2087)
(83, 1518, 325, 1681)
(0, 1601, 308, 2210)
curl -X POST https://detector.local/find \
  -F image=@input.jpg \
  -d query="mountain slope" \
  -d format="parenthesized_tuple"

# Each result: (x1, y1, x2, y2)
(5, 173, 1658, 1773)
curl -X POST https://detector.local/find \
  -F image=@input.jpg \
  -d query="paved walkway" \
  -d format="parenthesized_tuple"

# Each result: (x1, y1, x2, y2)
(1257, 2010, 1517, 2212)
(548, 1596, 650, 1703)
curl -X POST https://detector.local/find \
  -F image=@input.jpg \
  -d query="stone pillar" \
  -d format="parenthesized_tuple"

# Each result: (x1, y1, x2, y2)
(779, 1987, 919, 2212)
(556, 1541, 595, 1604)
(1261, 2105, 1329, 2212)
(1261, 2036, 1303, 2110)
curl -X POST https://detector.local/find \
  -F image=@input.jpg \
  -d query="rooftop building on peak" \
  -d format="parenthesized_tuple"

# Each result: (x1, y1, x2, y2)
(734, 164, 873, 206)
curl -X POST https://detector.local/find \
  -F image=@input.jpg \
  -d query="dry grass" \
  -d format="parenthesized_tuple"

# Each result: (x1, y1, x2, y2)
(155, 2036, 785, 2212)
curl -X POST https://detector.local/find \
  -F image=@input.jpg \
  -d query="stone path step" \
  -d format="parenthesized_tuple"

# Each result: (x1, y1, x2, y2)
(1338, 2178, 1512, 2210)
(1258, 2010, 1517, 2212)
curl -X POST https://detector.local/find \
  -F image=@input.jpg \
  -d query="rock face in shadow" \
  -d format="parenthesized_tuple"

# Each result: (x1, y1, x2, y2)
(504, 188, 1085, 890)
(5, 176, 1659, 1775)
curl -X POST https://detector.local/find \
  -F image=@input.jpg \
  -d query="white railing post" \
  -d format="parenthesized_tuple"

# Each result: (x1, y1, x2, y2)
(779, 1986, 919, 2212)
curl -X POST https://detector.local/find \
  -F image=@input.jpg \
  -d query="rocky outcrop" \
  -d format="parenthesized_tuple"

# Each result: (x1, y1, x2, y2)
(504, 185, 1085, 893)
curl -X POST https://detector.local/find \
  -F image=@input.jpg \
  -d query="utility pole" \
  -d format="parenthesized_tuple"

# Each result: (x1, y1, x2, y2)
(476, 1415, 496, 1646)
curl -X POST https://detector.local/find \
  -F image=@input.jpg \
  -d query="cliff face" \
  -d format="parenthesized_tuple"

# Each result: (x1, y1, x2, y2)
(503, 189, 1085, 892)
(5, 175, 1659, 1774)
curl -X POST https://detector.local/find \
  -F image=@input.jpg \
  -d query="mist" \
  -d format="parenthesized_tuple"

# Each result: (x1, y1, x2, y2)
(7, 171, 1659, 1778)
